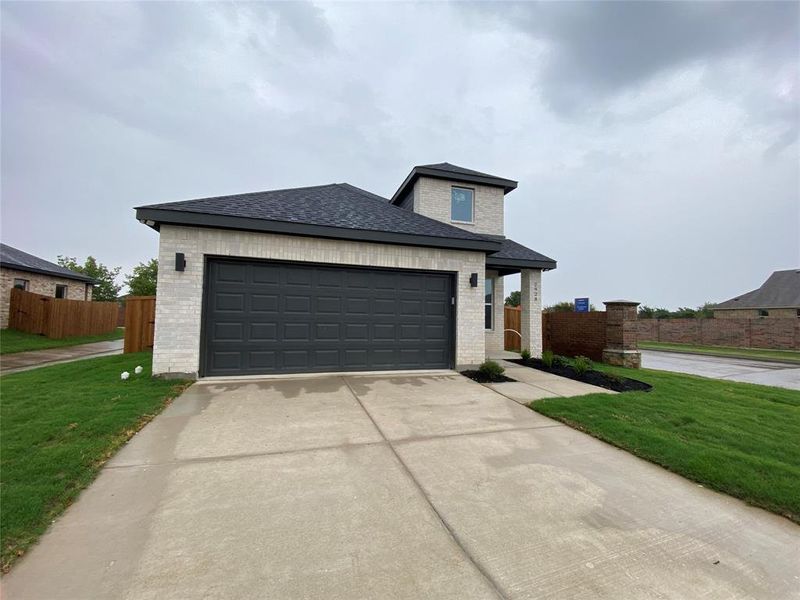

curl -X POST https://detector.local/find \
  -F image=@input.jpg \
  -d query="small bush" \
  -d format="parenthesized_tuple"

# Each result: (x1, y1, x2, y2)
(478, 359, 505, 380)
(541, 350, 554, 367)
(553, 355, 569, 368)
(572, 356, 594, 376)
(520, 348, 532, 361)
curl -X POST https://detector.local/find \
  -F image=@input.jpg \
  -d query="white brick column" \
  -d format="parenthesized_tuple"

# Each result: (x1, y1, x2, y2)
(520, 269, 543, 357)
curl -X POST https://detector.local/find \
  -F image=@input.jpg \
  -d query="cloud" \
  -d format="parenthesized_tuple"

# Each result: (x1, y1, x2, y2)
(1, 1, 797, 305)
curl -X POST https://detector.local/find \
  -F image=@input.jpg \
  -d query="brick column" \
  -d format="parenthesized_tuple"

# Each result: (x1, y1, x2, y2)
(602, 300, 641, 368)
(520, 269, 543, 357)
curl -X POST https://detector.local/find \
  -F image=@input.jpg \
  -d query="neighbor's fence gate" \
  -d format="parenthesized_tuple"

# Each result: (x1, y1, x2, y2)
(504, 305, 522, 351)
(123, 296, 156, 353)
(8, 288, 118, 339)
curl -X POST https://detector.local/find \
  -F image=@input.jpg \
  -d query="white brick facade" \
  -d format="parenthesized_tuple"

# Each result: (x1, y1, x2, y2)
(1, 267, 92, 329)
(413, 177, 504, 236)
(153, 225, 487, 377)
(520, 268, 543, 357)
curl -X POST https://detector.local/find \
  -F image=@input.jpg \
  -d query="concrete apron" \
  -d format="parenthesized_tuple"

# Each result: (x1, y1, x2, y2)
(3, 373, 799, 600)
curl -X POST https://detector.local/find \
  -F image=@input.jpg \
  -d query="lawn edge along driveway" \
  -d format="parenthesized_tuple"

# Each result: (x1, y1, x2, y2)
(0, 328, 125, 355)
(0, 352, 189, 572)
(530, 365, 800, 524)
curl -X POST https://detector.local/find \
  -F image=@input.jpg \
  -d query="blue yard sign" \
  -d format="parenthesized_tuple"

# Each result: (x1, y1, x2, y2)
(575, 297, 590, 312)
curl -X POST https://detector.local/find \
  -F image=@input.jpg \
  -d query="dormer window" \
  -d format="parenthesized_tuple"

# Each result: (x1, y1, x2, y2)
(450, 187, 474, 223)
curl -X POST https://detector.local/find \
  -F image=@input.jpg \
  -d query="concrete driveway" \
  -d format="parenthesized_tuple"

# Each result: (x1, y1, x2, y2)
(642, 350, 800, 390)
(4, 372, 799, 599)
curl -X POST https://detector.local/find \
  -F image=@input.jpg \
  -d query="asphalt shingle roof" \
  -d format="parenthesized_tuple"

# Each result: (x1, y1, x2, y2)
(715, 269, 800, 309)
(486, 237, 557, 268)
(137, 183, 494, 244)
(418, 162, 513, 181)
(391, 162, 518, 203)
(0, 244, 95, 283)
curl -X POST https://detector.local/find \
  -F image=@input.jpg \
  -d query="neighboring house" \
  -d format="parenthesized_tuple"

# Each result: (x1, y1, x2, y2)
(0, 243, 95, 329)
(136, 162, 556, 378)
(714, 269, 800, 319)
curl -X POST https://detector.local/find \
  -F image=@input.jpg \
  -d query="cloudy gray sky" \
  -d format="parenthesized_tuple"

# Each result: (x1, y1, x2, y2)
(2, 1, 798, 307)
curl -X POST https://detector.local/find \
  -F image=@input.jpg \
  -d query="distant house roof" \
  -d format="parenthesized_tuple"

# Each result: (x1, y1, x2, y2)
(136, 183, 502, 253)
(714, 269, 800, 310)
(0, 244, 95, 284)
(391, 162, 518, 204)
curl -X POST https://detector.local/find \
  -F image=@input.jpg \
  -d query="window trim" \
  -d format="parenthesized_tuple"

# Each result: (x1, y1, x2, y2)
(13, 278, 29, 291)
(55, 284, 68, 299)
(484, 277, 493, 330)
(450, 186, 475, 224)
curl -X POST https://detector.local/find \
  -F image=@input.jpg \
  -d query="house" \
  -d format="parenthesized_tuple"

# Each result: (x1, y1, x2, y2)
(136, 163, 556, 378)
(714, 269, 800, 318)
(0, 243, 95, 329)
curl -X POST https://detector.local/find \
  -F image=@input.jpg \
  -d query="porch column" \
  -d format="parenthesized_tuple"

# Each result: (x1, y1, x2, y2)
(520, 268, 543, 357)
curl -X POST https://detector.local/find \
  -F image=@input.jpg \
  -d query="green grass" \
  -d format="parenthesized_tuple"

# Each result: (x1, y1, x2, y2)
(0, 352, 189, 571)
(640, 341, 800, 364)
(531, 365, 800, 523)
(0, 328, 125, 355)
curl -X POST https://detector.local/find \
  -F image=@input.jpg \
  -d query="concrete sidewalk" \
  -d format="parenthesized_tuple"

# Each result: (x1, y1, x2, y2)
(0, 338, 124, 375)
(4, 373, 799, 599)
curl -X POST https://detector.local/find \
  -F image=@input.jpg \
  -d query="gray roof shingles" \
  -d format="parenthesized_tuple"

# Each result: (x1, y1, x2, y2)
(715, 269, 800, 309)
(137, 183, 493, 243)
(486, 236, 557, 268)
(0, 244, 95, 283)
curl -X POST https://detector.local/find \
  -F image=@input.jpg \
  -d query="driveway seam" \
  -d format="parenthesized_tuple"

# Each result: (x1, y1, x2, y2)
(339, 375, 509, 600)
(104, 440, 388, 470)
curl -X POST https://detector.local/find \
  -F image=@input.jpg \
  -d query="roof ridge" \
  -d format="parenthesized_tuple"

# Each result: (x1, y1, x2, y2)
(135, 183, 341, 210)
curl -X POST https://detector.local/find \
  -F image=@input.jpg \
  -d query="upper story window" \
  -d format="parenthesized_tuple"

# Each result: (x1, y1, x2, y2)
(55, 284, 68, 299)
(451, 187, 474, 223)
(13, 278, 29, 291)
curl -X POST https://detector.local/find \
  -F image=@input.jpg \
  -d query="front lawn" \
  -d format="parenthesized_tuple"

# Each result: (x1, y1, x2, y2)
(1, 327, 125, 355)
(0, 352, 189, 571)
(531, 365, 800, 523)
(640, 341, 800, 364)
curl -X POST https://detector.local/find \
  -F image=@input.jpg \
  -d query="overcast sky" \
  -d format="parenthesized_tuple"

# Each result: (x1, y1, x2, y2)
(2, 1, 798, 307)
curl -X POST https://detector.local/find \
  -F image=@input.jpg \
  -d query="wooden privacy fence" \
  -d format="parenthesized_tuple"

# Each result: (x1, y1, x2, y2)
(8, 288, 118, 339)
(124, 296, 156, 353)
(504, 305, 522, 351)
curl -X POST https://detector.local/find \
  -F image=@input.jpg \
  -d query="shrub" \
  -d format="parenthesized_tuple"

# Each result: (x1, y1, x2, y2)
(541, 350, 554, 367)
(478, 360, 505, 381)
(520, 348, 532, 361)
(572, 356, 594, 376)
(553, 355, 568, 368)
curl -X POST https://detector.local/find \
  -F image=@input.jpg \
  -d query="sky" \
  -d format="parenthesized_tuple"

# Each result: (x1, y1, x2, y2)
(1, 1, 798, 308)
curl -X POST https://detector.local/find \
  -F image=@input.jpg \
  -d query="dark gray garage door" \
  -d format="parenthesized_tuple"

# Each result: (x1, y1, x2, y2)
(202, 259, 455, 376)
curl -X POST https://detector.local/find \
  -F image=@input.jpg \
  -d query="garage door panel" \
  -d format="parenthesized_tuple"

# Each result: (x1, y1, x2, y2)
(204, 259, 453, 376)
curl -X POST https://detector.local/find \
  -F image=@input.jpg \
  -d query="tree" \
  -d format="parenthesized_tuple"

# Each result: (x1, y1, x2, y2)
(544, 300, 597, 312)
(505, 290, 521, 306)
(696, 302, 716, 319)
(58, 256, 121, 302)
(125, 259, 158, 296)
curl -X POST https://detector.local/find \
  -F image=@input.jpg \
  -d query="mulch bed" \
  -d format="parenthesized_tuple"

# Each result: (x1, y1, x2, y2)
(460, 370, 517, 384)
(509, 359, 652, 393)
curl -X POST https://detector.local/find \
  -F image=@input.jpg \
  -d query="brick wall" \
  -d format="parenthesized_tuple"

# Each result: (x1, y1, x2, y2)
(637, 318, 800, 350)
(413, 176, 505, 236)
(154, 225, 488, 377)
(715, 308, 797, 319)
(542, 312, 607, 361)
(1, 267, 92, 329)
(484, 269, 505, 357)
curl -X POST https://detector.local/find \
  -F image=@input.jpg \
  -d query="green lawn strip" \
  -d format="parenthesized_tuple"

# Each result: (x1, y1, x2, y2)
(530, 365, 800, 523)
(639, 341, 800, 364)
(1, 328, 125, 355)
(0, 352, 189, 571)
